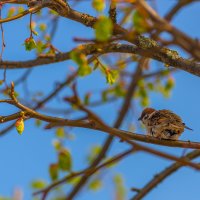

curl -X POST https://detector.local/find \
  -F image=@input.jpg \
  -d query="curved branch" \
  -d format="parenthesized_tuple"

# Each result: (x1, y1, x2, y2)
(1, 93, 200, 170)
(131, 150, 200, 200)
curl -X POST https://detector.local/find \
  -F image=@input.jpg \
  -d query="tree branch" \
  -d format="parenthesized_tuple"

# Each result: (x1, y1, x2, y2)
(131, 150, 200, 200)
(1, 43, 200, 77)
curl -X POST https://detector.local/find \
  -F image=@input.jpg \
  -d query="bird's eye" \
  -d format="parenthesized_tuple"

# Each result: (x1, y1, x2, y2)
(144, 115, 148, 120)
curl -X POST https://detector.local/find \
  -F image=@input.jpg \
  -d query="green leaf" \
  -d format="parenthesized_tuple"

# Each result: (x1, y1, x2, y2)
(92, 0, 105, 12)
(14, 91, 19, 98)
(161, 69, 170, 76)
(147, 82, 154, 90)
(31, 180, 47, 190)
(24, 37, 37, 51)
(56, 127, 65, 138)
(89, 179, 102, 191)
(165, 77, 175, 91)
(94, 16, 113, 42)
(39, 23, 47, 32)
(78, 64, 92, 76)
(58, 149, 72, 171)
(49, 163, 59, 181)
(87, 145, 102, 163)
(36, 40, 47, 54)
(105, 69, 119, 85)
(138, 87, 148, 98)
(52, 139, 62, 151)
(70, 50, 82, 65)
(140, 96, 150, 107)
(113, 174, 126, 200)
(70, 51, 92, 76)
(18, 6, 25, 13)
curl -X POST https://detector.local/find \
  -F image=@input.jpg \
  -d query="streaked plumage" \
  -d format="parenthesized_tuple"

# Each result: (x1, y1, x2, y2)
(138, 108, 192, 140)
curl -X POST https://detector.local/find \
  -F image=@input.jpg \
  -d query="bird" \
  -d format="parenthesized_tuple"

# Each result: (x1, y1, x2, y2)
(138, 108, 193, 140)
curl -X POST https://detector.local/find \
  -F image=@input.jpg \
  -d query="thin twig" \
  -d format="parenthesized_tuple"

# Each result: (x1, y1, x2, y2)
(0, 3, 6, 84)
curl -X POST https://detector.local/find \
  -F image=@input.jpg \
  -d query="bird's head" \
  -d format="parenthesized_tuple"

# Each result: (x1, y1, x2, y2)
(138, 107, 156, 123)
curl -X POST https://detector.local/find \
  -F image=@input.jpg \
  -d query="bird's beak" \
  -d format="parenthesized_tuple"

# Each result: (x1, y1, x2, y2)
(138, 117, 141, 121)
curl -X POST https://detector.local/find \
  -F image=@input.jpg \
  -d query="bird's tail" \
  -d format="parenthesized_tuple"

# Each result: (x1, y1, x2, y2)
(184, 124, 193, 131)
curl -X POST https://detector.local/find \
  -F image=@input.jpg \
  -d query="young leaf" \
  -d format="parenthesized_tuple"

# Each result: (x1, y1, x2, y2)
(18, 6, 25, 13)
(78, 63, 92, 76)
(58, 149, 72, 171)
(165, 77, 175, 91)
(140, 96, 150, 107)
(56, 127, 65, 138)
(70, 51, 91, 76)
(36, 40, 47, 54)
(15, 118, 24, 135)
(92, 0, 105, 12)
(39, 23, 47, 32)
(24, 37, 37, 51)
(31, 180, 47, 190)
(7, 7, 16, 18)
(52, 139, 62, 151)
(87, 145, 102, 163)
(113, 174, 126, 200)
(94, 16, 113, 42)
(49, 163, 59, 181)
(105, 69, 119, 85)
(89, 179, 102, 191)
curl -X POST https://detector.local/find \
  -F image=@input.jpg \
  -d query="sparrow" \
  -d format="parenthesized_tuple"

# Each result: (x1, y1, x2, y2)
(138, 108, 193, 140)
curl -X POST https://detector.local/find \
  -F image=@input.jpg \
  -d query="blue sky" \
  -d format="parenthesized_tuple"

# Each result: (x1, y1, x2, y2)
(0, 0, 200, 200)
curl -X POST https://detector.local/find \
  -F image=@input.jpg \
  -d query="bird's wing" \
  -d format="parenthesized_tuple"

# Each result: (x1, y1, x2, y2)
(150, 110, 184, 128)
(158, 110, 185, 129)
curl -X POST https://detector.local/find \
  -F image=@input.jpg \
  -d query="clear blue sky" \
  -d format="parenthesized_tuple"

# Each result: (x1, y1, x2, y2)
(0, 1, 200, 199)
